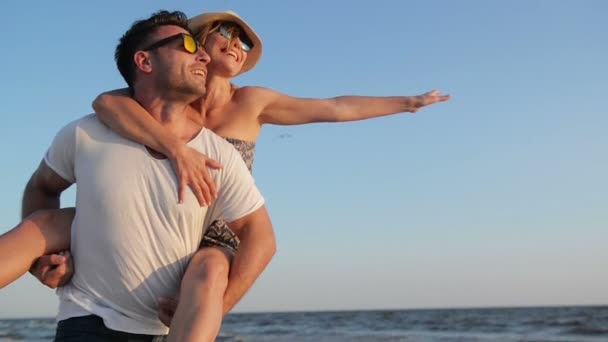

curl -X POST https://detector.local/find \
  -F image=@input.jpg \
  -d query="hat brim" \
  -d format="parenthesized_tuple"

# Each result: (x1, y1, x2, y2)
(188, 11, 262, 76)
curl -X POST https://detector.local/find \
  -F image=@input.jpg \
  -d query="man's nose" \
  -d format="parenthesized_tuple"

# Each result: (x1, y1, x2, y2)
(197, 48, 210, 64)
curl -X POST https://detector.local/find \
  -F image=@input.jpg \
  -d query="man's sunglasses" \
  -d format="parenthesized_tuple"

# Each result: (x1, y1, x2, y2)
(142, 33, 201, 54)
(218, 23, 253, 52)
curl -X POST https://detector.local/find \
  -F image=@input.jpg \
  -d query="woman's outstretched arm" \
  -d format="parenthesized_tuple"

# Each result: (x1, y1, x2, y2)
(253, 88, 450, 125)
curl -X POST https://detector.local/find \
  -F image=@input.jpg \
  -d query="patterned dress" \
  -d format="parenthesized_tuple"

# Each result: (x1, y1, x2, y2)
(200, 137, 256, 253)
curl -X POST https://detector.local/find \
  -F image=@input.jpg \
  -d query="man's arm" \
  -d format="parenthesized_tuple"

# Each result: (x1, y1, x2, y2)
(222, 205, 276, 314)
(1, 204, 73, 288)
(20, 159, 74, 288)
(22, 159, 73, 217)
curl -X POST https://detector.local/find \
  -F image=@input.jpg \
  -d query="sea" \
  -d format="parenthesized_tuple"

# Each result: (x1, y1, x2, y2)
(1, 306, 607, 341)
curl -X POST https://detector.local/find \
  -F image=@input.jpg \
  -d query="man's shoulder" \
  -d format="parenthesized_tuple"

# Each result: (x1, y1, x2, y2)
(58, 113, 105, 133)
(75, 113, 105, 129)
(50, 114, 102, 139)
(52, 113, 121, 149)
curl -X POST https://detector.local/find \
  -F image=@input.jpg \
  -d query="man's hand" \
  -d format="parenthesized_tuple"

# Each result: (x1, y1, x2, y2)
(171, 145, 222, 207)
(30, 250, 74, 288)
(158, 296, 178, 327)
(408, 90, 451, 113)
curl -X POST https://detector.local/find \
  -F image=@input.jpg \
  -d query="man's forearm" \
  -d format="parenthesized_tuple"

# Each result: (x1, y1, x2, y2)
(222, 225, 276, 314)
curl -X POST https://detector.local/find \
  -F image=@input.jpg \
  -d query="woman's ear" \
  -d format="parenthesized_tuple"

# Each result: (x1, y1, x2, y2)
(133, 51, 153, 74)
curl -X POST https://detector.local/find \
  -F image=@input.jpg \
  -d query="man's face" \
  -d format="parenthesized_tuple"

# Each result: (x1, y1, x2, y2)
(145, 25, 210, 100)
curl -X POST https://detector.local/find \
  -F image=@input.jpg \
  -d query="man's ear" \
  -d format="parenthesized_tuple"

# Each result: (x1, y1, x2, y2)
(134, 51, 153, 73)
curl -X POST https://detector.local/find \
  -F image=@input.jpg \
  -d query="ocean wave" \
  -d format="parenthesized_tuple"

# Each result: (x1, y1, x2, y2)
(563, 326, 608, 336)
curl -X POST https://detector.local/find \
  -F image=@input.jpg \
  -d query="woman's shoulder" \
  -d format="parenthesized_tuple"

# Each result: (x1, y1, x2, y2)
(233, 85, 277, 99)
(232, 86, 282, 112)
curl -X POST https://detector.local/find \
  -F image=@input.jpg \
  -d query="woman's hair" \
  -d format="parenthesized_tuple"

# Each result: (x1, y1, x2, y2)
(194, 21, 218, 47)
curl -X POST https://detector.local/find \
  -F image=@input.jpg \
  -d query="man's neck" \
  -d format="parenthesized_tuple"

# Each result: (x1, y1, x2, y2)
(134, 90, 187, 122)
(133, 90, 201, 143)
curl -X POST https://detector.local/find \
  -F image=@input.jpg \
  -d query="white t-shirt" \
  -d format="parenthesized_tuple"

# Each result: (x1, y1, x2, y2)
(44, 114, 264, 335)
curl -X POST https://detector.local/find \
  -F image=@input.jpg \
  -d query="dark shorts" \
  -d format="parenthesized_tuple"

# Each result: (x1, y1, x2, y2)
(200, 219, 240, 254)
(54, 315, 166, 342)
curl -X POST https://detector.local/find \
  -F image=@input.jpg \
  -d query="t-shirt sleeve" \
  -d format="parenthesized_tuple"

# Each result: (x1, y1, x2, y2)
(43, 119, 78, 183)
(212, 146, 265, 223)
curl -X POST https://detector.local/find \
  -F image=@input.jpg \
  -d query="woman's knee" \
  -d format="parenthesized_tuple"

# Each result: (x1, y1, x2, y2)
(187, 248, 231, 287)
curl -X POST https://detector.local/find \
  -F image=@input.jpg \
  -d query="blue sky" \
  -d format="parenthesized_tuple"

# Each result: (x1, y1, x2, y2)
(0, 0, 607, 318)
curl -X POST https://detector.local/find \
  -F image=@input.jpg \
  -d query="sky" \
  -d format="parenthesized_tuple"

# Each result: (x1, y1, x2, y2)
(0, 0, 607, 319)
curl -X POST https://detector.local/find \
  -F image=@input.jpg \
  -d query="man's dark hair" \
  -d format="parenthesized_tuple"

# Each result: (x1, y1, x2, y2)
(115, 10, 191, 89)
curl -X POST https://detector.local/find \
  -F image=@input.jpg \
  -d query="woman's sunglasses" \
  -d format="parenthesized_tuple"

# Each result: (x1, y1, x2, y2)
(218, 23, 253, 52)
(143, 33, 201, 54)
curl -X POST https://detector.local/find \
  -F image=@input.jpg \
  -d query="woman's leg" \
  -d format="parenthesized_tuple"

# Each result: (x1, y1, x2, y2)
(0, 207, 74, 288)
(167, 246, 231, 342)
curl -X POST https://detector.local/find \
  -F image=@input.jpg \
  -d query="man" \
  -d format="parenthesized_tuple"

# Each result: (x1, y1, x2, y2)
(22, 10, 275, 341)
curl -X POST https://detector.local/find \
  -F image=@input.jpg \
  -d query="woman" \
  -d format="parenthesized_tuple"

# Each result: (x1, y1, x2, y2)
(0, 10, 449, 342)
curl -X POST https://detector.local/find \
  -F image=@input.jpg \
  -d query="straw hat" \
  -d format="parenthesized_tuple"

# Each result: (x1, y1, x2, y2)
(189, 11, 262, 75)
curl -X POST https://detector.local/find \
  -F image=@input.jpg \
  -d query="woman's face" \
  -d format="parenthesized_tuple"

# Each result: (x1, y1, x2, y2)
(203, 22, 251, 77)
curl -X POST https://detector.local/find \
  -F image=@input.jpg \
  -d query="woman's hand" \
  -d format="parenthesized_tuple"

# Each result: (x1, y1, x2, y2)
(407, 90, 451, 113)
(171, 144, 223, 206)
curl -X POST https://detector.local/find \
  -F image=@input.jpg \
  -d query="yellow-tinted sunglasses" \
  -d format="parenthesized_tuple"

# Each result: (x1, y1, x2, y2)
(143, 33, 200, 54)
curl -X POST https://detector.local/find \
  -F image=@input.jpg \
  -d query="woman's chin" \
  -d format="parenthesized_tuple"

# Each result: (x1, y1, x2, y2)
(209, 65, 242, 78)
